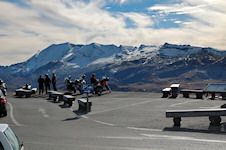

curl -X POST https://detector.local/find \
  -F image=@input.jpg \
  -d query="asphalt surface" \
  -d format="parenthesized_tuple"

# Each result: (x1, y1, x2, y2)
(1, 91, 226, 150)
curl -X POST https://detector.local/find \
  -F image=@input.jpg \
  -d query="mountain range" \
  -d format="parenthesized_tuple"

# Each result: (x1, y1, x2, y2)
(1, 42, 226, 92)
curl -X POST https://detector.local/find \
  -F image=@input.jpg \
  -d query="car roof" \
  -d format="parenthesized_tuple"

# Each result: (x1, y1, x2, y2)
(0, 124, 8, 132)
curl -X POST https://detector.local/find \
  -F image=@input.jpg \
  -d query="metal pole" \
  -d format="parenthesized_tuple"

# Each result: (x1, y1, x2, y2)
(86, 93, 89, 113)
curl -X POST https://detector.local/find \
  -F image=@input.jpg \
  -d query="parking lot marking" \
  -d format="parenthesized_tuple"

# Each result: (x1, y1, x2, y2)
(81, 115, 115, 126)
(199, 106, 220, 109)
(94, 120, 115, 126)
(98, 98, 148, 105)
(25, 141, 154, 150)
(89, 99, 159, 115)
(127, 127, 162, 132)
(81, 115, 89, 119)
(78, 99, 160, 127)
(98, 136, 145, 140)
(38, 108, 49, 118)
(8, 102, 23, 126)
(170, 100, 199, 107)
(141, 134, 226, 144)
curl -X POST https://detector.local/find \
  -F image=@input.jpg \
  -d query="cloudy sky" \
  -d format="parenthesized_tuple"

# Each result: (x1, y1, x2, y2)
(0, 0, 226, 65)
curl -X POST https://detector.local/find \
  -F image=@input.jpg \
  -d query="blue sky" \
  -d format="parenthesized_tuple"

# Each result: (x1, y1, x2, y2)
(0, 0, 226, 65)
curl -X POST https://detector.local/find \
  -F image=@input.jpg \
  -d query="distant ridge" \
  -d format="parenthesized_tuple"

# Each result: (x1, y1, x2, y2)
(1, 42, 226, 92)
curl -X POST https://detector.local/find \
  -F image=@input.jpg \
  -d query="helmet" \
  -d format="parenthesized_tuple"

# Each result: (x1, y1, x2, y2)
(74, 79, 80, 84)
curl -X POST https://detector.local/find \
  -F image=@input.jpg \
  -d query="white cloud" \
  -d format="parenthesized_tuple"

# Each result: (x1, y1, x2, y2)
(0, 0, 126, 65)
(148, 0, 226, 49)
(119, 0, 126, 5)
(148, 2, 217, 15)
(0, 0, 226, 66)
(114, 0, 143, 5)
(122, 12, 154, 28)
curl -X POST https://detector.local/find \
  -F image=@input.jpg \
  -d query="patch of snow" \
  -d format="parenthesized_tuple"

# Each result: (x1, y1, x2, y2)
(110, 68, 118, 74)
(62, 53, 75, 62)
(26, 43, 71, 70)
(159, 43, 202, 58)
(89, 56, 115, 66)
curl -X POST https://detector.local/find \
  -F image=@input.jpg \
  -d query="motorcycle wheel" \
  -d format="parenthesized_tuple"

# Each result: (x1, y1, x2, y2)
(97, 89, 102, 96)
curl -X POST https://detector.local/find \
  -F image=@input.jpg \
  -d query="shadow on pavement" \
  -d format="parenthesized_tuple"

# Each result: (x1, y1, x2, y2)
(62, 117, 80, 121)
(164, 122, 226, 134)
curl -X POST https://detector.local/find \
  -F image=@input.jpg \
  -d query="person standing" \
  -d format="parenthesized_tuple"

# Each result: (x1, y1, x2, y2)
(90, 73, 97, 84)
(44, 74, 51, 94)
(90, 73, 99, 94)
(52, 72, 57, 91)
(38, 75, 45, 95)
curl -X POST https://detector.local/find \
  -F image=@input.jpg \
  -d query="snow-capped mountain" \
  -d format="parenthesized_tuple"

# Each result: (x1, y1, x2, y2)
(12, 42, 160, 73)
(1, 42, 226, 91)
(159, 43, 226, 58)
(9, 42, 217, 73)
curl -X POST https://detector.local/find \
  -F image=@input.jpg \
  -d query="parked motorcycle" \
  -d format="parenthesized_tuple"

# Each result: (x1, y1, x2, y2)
(100, 77, 111, 92)
(0, 80, 7, 117)
(93, 77, 110, 96)
(74, 79, 82, 94)
(95, 79, 103, 96)
(65, 76, 76, 93)
(0, 80, 7, 96)
(0, 91, 7, 117)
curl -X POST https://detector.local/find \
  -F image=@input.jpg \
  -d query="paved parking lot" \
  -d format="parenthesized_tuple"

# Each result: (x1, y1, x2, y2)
(1, 91, 226, 149)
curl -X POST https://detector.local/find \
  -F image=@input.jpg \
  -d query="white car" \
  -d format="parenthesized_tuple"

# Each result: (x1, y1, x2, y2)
(0, 124, 24, 150)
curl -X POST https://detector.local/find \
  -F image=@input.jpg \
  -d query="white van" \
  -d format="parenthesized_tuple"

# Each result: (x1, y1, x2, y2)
(0, 124, 24, 150)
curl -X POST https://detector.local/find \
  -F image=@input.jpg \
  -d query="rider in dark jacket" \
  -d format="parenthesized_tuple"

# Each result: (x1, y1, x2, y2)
(52, 72, 57, 91)
(44, 74, 51, 94)
(90, 73, 97, 84)
(38, 75, 45, 95)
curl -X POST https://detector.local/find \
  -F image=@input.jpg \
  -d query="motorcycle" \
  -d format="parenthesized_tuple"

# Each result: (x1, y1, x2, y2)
(100, 77, 111, 92)
(94, 77, 110, 96)
(65, 77, 76, 93)
(0, 90, 7, 117)
(74, 79, 83, 94)
(0, 80, 7, 117)
(95, 79, 103, 96)
(0, 80, 7, 96)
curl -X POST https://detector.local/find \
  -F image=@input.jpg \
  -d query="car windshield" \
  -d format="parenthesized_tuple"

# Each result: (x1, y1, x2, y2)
(4, 127, 22, 150)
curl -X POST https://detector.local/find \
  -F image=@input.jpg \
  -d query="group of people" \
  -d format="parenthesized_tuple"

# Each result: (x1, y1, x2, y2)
(65, 73, 111, 94)
(1, 72, 111, 96)
(38, 72, 111, 95)
(65, 74, 86, 93)
(38, 72, 57, 95)
(90, 73, 111, 93)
